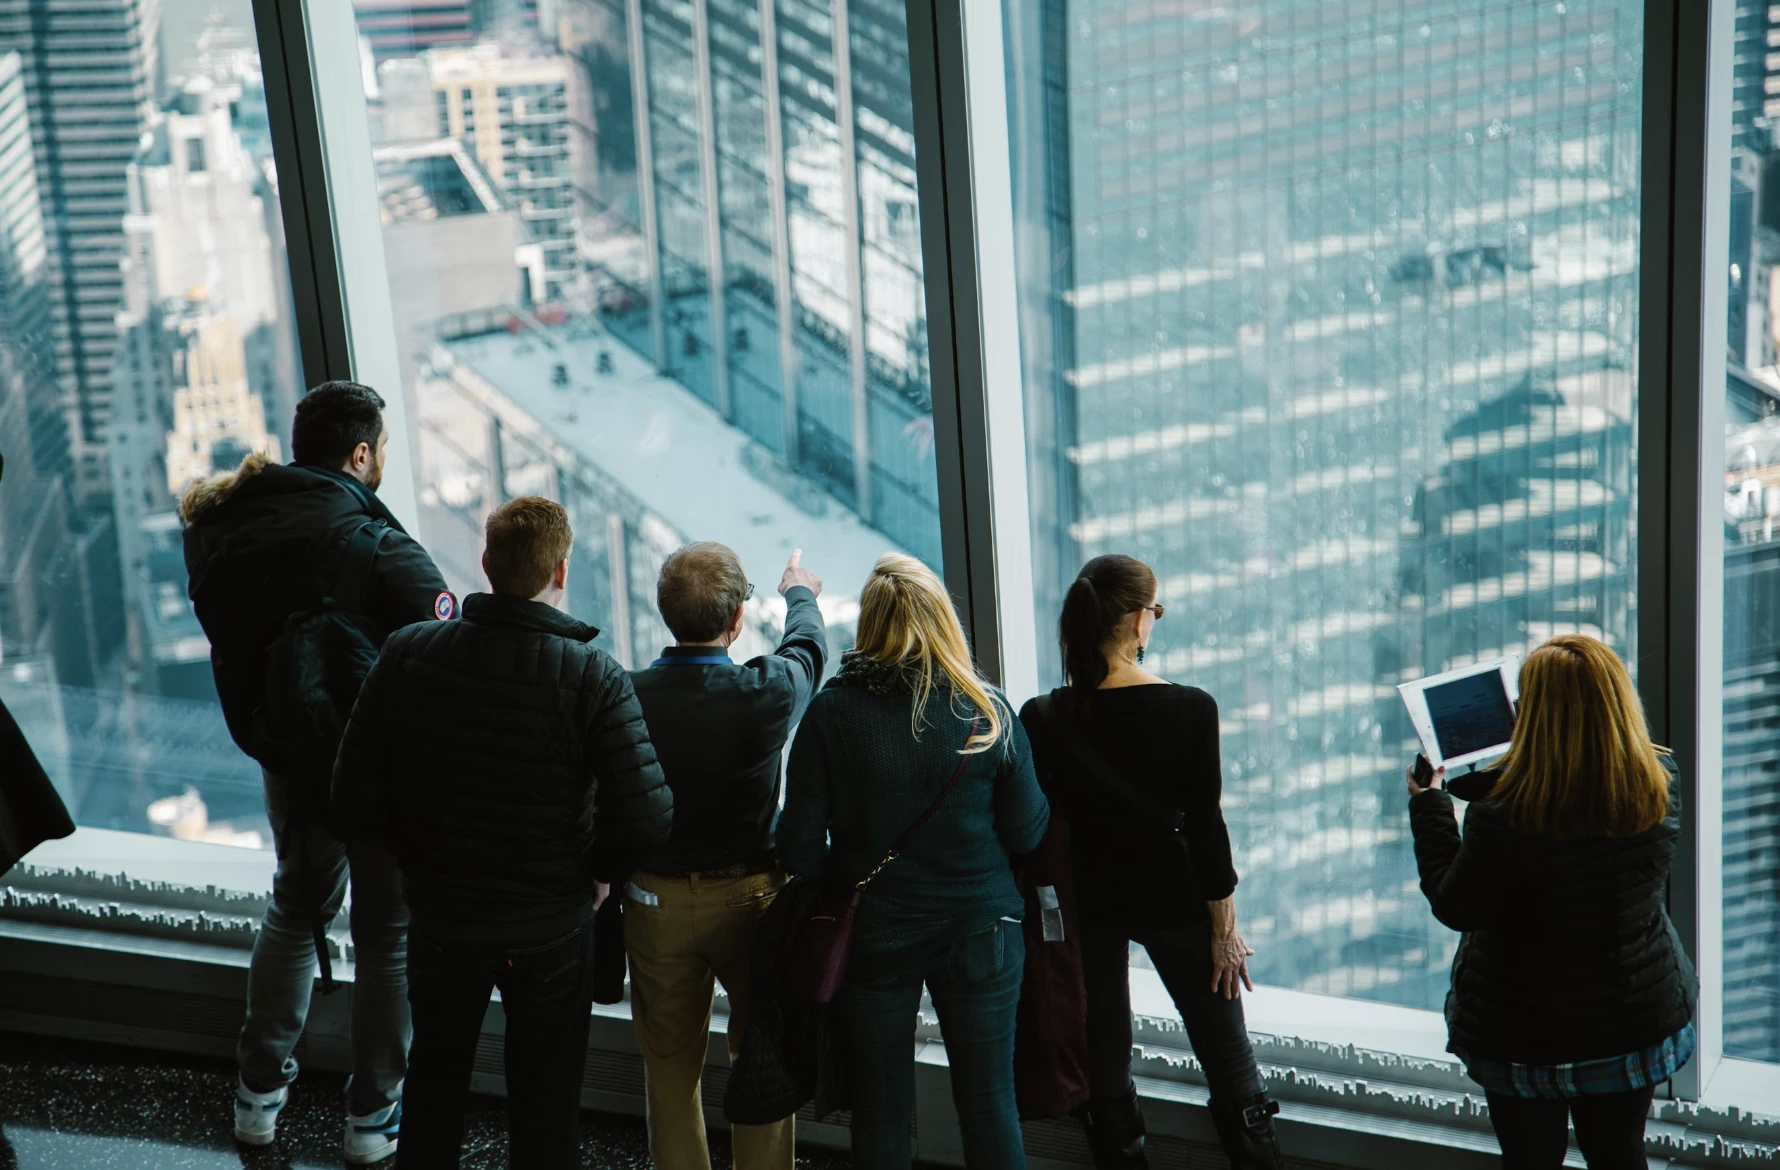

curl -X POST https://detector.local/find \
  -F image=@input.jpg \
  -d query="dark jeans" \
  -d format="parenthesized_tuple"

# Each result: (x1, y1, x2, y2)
(239, 769, 409, 1115)
(1082, 919, 1264, 1106)
(397, 919, 596, 1169)
(835, 921, 1027, 1170)
(1485, 1087, 1655, 1169)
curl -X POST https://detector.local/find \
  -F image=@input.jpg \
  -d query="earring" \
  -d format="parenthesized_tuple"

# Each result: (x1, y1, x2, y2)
(1136, 645, 1146, 665)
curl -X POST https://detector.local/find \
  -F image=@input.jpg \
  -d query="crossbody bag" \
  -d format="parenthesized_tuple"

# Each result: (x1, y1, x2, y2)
(792, 715, 980, 1005)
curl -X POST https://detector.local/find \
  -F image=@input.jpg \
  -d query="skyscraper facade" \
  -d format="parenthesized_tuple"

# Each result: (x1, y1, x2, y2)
(1724, 387, 1780, 1062)
(0, 0, 161, 502)
(562, 0, 941, 571)
(1006, 0, 1644, 1008)
(0, 49, 62, 487)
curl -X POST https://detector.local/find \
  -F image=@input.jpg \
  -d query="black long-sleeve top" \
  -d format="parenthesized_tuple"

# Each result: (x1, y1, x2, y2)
(1020, 684, 1237, 929)
(629, 585, 827, 874)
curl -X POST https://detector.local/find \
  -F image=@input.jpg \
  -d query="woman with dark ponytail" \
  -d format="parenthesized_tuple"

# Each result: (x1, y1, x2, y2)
(1020, 555, 1281, 1170)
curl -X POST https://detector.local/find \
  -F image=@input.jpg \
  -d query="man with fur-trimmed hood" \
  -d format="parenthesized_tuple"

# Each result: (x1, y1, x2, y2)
(181, 379, 449, 1165)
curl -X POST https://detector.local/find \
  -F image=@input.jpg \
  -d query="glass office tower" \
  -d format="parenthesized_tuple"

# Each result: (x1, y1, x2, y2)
(568, 0, 941, 572)
(1007, 1, 1644, 1008)
(359, 0, 943, 668)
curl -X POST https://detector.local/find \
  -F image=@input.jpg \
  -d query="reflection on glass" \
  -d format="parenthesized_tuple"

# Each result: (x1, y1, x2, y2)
(0, 5, 303, 849)
(357, 0, 941, 671)
(1005, 1, 1643, 1008)
(1722, 10, 1780, 1060)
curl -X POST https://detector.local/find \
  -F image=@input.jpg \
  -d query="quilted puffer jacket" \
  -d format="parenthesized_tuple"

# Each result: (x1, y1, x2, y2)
(1410, 757, 1696, 1065)
(333, 592, 672, 942)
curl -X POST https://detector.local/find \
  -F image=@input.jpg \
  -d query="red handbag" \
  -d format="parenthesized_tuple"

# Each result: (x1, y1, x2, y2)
(792, 718, 978, 1006)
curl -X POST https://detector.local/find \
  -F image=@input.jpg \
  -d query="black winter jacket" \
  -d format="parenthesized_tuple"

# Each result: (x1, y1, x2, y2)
(181, 453, 449, 761)
(332, 593, 673, 942)
(1410, 758, 1697, 1065)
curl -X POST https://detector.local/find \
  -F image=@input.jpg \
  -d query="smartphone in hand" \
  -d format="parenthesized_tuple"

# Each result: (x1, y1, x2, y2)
(1413, 753, 1436, 788)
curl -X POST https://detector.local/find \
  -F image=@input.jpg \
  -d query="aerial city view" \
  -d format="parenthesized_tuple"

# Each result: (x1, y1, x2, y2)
(0, 0, 1771, 1062)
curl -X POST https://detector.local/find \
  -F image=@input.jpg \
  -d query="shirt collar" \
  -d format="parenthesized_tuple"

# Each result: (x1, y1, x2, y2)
(657, 645, 733, 662)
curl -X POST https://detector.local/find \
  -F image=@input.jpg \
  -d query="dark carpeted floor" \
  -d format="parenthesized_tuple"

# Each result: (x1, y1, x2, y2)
(0, 1031, 849, 1169)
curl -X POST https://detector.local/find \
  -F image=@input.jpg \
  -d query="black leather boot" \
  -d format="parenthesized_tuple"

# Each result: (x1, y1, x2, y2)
(1209, 1092, 1284, 1169)
(1078, 1086, 1150, 1169)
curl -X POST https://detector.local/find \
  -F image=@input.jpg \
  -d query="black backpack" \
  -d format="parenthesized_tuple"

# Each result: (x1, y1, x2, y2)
(255, 518, 391, 989)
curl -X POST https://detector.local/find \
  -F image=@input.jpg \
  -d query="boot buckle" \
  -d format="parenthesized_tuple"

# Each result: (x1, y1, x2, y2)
(1241, 1099, 1281, 1131)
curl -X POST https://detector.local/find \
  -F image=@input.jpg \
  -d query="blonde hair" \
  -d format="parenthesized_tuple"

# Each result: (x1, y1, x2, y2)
(1489, 634, 1670, 839)
(854, 554, 1004, 754)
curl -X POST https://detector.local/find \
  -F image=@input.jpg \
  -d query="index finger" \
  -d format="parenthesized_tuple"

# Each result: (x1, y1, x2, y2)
(787, 548, 802, 569)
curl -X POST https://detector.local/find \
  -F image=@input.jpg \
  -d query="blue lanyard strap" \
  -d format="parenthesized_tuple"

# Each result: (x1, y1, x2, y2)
(650, 655, 732, 667)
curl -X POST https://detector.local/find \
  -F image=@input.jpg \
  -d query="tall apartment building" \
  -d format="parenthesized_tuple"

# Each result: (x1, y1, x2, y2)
(354, 0, 474, 63)
(391, 46, 574, 297)
(561, 0, 940, 569)
(1723, 375, 1780, 1062)
(0, 0, 161, 503)
(0, 50, 60, 487)
(1007, 0, 1644, 1008)
(109, 79, 286, 700)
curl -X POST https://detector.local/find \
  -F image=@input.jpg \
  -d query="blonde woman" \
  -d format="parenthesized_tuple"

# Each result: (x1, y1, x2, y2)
(1408, 635, 1696, 1169)
(781, 554, 1049, 1170)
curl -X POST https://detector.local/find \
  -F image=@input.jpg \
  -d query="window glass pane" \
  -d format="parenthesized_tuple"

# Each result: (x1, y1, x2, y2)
(1005, 1, 1643, 1007)
(0, 1, 304, 850)
(1723, 1, 1780, 1064)
(353, 0, 940, 668)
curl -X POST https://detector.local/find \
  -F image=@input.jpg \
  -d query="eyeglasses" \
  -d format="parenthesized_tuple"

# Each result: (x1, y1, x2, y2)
(1143, 603, 1165, 620)
(744, 582, 755, 601)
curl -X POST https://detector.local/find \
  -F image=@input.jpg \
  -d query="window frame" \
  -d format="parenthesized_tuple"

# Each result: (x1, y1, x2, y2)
(9, 0, 1733, 1129)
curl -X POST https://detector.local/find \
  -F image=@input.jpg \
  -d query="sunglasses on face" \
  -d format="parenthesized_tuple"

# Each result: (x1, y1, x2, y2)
(1142, 603, 1164, 619)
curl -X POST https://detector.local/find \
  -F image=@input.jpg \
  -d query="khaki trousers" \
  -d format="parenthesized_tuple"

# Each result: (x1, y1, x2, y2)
(625, 868, 794, 1170)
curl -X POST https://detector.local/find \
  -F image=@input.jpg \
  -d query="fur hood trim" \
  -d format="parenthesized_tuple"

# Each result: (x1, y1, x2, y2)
(178, 451, 274, 525)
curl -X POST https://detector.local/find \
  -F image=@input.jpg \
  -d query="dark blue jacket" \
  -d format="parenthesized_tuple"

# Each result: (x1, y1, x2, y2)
(781, 654, 1050, 972)
(628, 585, 827, 874)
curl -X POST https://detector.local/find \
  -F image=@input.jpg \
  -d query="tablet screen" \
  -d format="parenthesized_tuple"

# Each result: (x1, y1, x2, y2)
(1424, 670, 1517, 761)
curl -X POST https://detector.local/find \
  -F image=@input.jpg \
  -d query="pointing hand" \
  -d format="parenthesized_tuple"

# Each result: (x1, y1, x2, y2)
(778, 548, 822, 598)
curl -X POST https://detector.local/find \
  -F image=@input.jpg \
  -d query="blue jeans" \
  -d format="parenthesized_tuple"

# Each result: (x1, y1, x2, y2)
(835, 921, 1026, 1170)
(238, 769, 409, 1116)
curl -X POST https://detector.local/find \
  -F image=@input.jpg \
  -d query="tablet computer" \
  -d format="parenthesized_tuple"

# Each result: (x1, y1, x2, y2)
(1397, 655, 1521, 771)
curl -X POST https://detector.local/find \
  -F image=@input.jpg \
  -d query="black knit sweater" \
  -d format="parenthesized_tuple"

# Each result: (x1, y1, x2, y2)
(780, 654, 1050, 973)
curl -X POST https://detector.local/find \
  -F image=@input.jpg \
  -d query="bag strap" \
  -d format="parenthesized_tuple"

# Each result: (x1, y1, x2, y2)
(1031, 691, 1185, 832)
(331, 520, 390, 613)
(857, 714, 981, 891)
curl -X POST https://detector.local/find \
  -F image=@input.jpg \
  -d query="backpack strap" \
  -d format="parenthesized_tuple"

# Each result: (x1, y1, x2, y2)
(330, 520, 390, 613)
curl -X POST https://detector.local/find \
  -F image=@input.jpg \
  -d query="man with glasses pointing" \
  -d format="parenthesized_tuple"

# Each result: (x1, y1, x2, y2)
(625, 543, 827, 1170)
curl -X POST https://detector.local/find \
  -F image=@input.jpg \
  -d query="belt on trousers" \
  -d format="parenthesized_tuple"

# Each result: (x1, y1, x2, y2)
(646, 860, 779, 881)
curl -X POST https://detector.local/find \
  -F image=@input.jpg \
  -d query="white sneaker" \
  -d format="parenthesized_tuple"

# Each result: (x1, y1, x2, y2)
(233, 1080, 287, 1147)
(343, 1100, 401, 1165)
